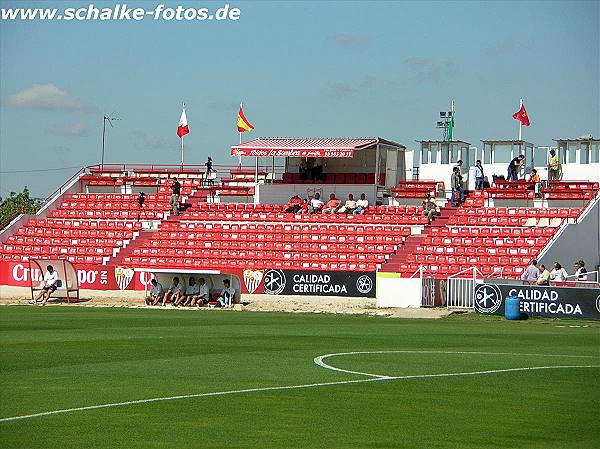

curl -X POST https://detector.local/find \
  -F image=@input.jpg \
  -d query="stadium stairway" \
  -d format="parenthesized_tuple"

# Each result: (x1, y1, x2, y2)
(110, 231, 156, 265)
(380, 205, 459, 273)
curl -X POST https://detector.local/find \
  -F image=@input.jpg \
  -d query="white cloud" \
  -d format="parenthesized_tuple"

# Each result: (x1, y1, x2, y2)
(49, 122, 89, 137)
(321, 82, 354, 98)
(3, 84, 93, 111)
(330, 33, 372, 52)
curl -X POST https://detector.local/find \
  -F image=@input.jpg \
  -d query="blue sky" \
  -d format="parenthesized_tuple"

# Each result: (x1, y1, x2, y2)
(0, 0, 598, 197)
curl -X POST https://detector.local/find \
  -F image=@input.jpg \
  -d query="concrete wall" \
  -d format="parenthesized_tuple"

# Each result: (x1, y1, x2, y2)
(539, 198, 600, 272)
(256, 183, 378, 205)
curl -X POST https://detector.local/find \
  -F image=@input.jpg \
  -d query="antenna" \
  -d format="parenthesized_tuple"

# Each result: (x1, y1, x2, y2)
(101, 113, 122, 167)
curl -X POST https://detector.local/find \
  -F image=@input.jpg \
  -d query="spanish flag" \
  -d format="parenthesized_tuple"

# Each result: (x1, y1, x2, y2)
(237, 103, 254, 132)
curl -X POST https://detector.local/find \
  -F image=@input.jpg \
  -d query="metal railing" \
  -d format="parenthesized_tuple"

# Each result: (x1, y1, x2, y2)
(446, 267, 485, 310)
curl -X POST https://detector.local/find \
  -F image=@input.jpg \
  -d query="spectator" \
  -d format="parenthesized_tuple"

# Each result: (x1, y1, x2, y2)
(284, 194, 303, 213)
(527, 168, 541, 197)
(146, 279, 164, 305)
(30, 265, 59, 306)
(421, 193, 437, 221)
(450, 166, 464, 206)
(507, 154, 525, 181)
(521, 259, 540, 283)
(574, 260, 588, 281)
(548, 149, 561, 181)
(192, 277, 210, 307)
(354, 193, 369, 215)
(299, 197, 310, 213)
(536, 264, 550, 286)
(311, 157, 323, 181)
(308, 192, 324, 213)
(163, 277, 183, 306)
(550, 262, 569, 282)
(338, 193, 357, 214)
(170, 177, 181, 216)
(299, 159, 309, 181)
(322, 193, 341, 214)
(217, 279, 236, 308)
(181, 277, 200, 307)
(474, 160, 485, 190)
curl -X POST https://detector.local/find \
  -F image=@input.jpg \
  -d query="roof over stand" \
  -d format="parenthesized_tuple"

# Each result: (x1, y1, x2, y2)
(230, 137, 405, 158)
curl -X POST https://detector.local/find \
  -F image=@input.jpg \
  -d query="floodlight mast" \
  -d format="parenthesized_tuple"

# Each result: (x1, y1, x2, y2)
(101, 113, 122, 168)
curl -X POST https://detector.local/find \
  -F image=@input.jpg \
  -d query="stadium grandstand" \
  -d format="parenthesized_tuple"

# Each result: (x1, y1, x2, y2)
(0, 135, 598, 310)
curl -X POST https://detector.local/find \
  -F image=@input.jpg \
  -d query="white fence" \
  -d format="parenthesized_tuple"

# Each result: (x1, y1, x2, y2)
(410, 265, 435, 307)
(445, 267, 484, 310)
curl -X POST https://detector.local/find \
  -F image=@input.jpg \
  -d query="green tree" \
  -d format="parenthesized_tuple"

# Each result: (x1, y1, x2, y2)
(0, 186, 41, 229)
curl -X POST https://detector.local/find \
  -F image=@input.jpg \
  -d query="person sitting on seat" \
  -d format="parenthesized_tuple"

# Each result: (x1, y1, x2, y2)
(181, 277, 200, 306)
(353, 193, 369, 215)
(421, 193, 437, 221)
(527, 168, 541, 197)
(191, 277, 210, 307)
(163, 277, 183, 306)
(308, 192, 324, 213)
(284, 194, 303, 213)
(30, 265, 59, 306)
(338, 193, 357, 214)
(322, 193, 341, 214)
(217, 279, 236, 308)
(146, 279, 164, 305)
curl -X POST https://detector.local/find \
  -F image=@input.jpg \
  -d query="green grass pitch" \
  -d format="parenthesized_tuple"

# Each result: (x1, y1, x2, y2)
(0, 306, 598, 449)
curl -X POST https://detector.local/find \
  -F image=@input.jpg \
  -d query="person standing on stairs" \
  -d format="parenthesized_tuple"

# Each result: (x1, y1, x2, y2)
(170, 177, 181, 216)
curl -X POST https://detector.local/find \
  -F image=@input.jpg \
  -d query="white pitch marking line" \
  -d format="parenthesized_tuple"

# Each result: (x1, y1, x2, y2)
(1, 351, 598, 424)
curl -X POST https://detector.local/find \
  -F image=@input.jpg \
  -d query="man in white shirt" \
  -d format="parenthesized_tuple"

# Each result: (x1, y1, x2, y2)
(308, 192, 324, 213)
(162, 277, 183, 306)
(181, 277, 199, 306)
(191, 277, 210, 307)
(353, 193, 369, 215)
(217, 279, 236, 308)
(338, 194, 357, 214)
(30, 265, 59, 305)
(520, 260, 540, 284)
(146, 279, 164, 305)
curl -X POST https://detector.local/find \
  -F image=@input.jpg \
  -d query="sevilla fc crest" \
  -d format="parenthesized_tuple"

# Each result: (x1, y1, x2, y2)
(243, 269, 264, 294)
(114, 266, 135, 290)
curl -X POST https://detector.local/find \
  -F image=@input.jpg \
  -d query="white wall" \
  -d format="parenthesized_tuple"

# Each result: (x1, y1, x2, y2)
(539, 198, 600, 271)
(256, 183, 378, 205)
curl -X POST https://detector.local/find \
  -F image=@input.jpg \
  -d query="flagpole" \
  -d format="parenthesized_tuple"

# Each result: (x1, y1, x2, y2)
(238, 131, 242, 167)
(518, 98, 523, 141)
(181, 102, 185, 167)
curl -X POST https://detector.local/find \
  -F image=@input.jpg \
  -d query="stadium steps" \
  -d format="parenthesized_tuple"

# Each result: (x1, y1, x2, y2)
(379, 205, 461, 273)
(110, 231, 157, 265)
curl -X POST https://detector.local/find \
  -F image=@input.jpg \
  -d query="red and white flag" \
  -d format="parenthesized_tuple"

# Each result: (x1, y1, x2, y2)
(177, 104, 189, 138)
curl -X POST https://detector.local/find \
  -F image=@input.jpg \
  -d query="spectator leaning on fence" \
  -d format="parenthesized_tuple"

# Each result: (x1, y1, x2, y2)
(574, 260, 588, 281)
(550, 262, 569, 282)
(521, 259, 540, 283)
(536, 265, 550, 286)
